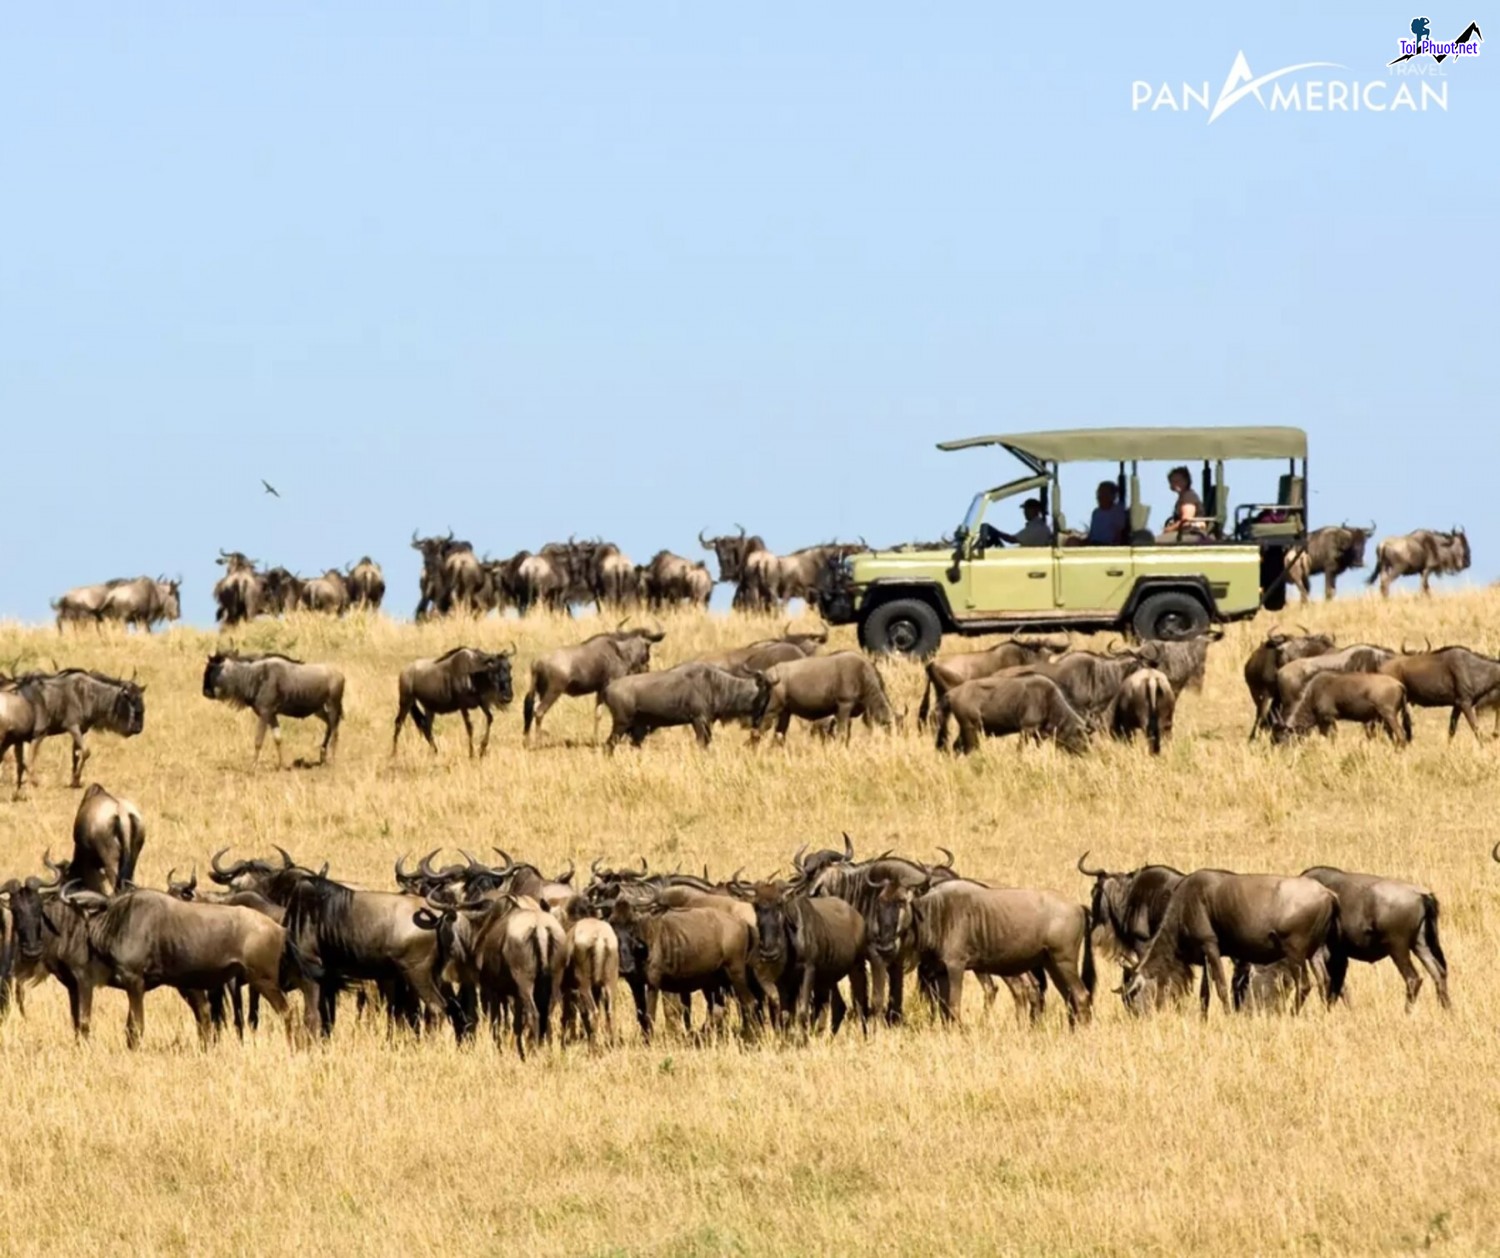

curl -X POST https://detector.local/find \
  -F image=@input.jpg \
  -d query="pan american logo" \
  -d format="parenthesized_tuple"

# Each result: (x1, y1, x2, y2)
(1133, 51, 1450, 122)
(1392, 17, 1482, 63)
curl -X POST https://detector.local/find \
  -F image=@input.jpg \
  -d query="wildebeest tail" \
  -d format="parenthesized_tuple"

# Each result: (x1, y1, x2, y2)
(1366, 545, 1383, 585)
(1401, 696, 1413, 743)
(1146, 675, 1162, 756)
(1080, 905, 1097, 997)
(409, 701, 434, 740)
(522, 688, 538, 735)
(1421, 893, 1447, 976)
(279, 936, 324, 991)
(916, 668, 936, 728)
(933, 693, 953, 751)
(748, 678, 773, 728)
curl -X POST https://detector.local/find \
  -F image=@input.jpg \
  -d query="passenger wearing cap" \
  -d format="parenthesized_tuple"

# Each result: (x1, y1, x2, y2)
(996, 498, 1054, 548)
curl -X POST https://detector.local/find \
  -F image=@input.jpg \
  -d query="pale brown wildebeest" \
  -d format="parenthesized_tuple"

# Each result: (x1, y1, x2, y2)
(1378, 645, 1500, 741)
(203, 652, 346, 766)
(299, 569, 350, 616)
(346, 557, 385, 611)
(698, 623, 829, 674)
(1108, 668, 1175, 754)
(71, 783, 145, 895)
(52, 580, 126, 630)
(9, 669, 146, 790)
(522, 623, 665, 742)
(1244, 628, 1337, 740)
(1124, 870, 1339, 1016)
(55, 577, 181, 632)
(556, 899, 619, 1043)
(1004, 648, 1146, 724)
(1274, 672, 1412, 745)
(750, 651, 896, 744)
(916, 634, 1070, 727)
(1273, 643, 1395, 719)
(394, 646, 516, 758)
(699, 526, 773, 611)
(932, 673, 1090, 755)
(601, 663, 770, 751)
(1286, 524, 1375, 602)
(1368, 527, 1471, 597)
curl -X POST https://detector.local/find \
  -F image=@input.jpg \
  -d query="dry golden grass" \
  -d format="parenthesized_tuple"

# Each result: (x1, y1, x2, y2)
(1, 591, 1498, 1257)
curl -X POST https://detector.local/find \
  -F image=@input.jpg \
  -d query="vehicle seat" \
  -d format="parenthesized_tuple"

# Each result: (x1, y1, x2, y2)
(1207, 481, 1229, 538)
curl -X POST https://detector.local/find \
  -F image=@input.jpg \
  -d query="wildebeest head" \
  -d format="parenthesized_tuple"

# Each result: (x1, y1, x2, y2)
(158, 578, 183, 621)
(165, 865, 199, 900)
(209, 845, 296, 893)
(792, 833, 855, 883)
(750, 883, 794, 966)
(608, 896, 652, 978)
(473, 647, 516, 706)
(866, 875, 915, 959)
(216, 550, 256, 573)
(202, 653, 229, 699)
(1446, 527, 1472, 572)
(107, 675, 147, 736)
(699, 525, 756, 583)
(1, 862, 63, 962)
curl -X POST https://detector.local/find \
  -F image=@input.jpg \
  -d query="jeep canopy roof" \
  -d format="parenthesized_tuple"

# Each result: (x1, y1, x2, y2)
(937, 426, 1308, 469)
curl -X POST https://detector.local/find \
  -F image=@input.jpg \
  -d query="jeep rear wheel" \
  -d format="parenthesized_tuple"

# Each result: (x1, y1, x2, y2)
(860, 598, 944, 659)
(1132, 591, 1211, 642)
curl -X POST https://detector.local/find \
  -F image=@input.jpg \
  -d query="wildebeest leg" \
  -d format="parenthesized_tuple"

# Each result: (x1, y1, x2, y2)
(692, 717, 712, 747)
(645, 986, 662, 1040)
(848, 962, 870, 1032)
(829, 985, 848, 1036)
(1453, 700, 1481, 742)
(123, 979, 147, 1049)
(68, 726, 88, 788)
(267, 715, 285, 768)
(1388, 939, 1424, 1009)
(61, 975, 84, 1039)
(253, 714, 270, 764)
(940, 963, 965, 1024)
(775, 710, 793, 744)
(477, 701, 494, 758)
(887, 960, 907, 1026)
(1289, 960, 1313, 1013)
(628, 976, 650, 1039)
(836, 702, 856, 744)
(318, 711, 335, 764)
(1411, 932, 1450, 1010)
(1420, 569, 1432, 596)
(795, 965, 817, 1033)
(979, 974, 1000, 1011)
(1042, 956, 1090, 1026)
(391, 699, 412, 756)
(1201, 943, 1231, 1015)
(459, 709, 475, 759)
(183, 990, 214, 1047)
(252, 984, 296, 1046)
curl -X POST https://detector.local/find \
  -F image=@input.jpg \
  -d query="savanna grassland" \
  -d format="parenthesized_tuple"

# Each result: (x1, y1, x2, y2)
(1, 590, 1498, 1257)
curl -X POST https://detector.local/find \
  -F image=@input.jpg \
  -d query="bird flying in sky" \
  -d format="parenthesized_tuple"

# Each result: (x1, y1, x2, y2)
(261, 479, 280, 498)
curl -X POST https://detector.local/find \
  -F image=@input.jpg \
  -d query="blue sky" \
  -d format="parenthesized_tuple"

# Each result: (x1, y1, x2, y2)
(2, 3, 1494, 623)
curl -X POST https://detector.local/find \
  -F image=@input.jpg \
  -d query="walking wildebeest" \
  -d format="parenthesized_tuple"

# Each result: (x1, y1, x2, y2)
(600, 662, 771, 750)
(1286, 524, 1375, 602)
(412, 531, 480, 618)
(71, 783, 145, 895)
(1005, 647, 1147, 724)
(522, 623, 665, 742)
(1244, 628, 1338, 740)
(1123, 870, 1339, 1015)
(1299, 866, 1449, 1010)
(1368, 527, 1471, 597)
(52, 580, 125, 630)
(346, 557, 386, 611)
(1378, 645, 1500, 741)
(750, 652, 896, 744)
(8, 669, 146, 790)
(932, 673, 1091, 755)
(55, 577, 181, 632)
(393, 646, 516, 758)
(203, 652, 347, 766)
(916, 634, 1070, 727)
(1274, 672, 1412, 745)
(1108, 668, 1175, 754)
(1273, 644, 1395, 719)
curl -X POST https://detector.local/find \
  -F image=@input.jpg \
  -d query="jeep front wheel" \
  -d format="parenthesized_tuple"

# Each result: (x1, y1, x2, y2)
(1132, 591, 1211, 641)
(860, 599, 943, 658)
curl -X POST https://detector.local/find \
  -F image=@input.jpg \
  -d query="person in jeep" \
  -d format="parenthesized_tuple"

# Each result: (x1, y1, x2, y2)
(995, 498, 1053, 548)
(1161, 466, 1206, 540)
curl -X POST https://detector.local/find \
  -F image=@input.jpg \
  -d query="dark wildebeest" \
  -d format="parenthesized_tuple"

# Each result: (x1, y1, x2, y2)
(1004, 648, 1147, 726)
(412, 530, 479, 618)
(1274, 672, 1412, 745)
(1368, 527, 1471, 597)
(1378, 645, 1500, 741)
(869, 877, 1094, 1025)
(640, 550, 698, 610)
(213, 551, 263, 625)
(522, 623, 665, 742)
(1286, 524, 1375, 602)
(769, 542, 868, 610)
(592, 544, 638, 613)
(11, 669, 146, 790)
(698, 624, 830, 674)
(916, 634, 1070, 727)
(1132, 628, 1222, 696)
(1124, 870, 1339, 1016)
(71, 783, 145, 895)
(43, 885, 308, 1047)
(0, 863, 63, 1017)
(259, 567, 305, 617)
(600, 662, 770, 751)
(346, 557, 385, 612)
(699, 526, 773, 611)
(1075, 854, 1185, 986)
(933, 674, 1091, 755)
(1108, 668, 1175, 754)
(750, 652, 896, 744)
(609, 896, 758, 1041)
(299, 569, 350, 616)
(1273, 643, 1396, 720)
(393, 646, 516, 758)
(203, 652, 346, 766)
(1244, 628, 1338, 740)
(1299, 866, 1448, 1010)
(747, 883, 868, 1034)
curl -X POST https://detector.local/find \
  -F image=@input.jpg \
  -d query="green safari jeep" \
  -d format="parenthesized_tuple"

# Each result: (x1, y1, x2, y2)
(816, 426, 1309, 656)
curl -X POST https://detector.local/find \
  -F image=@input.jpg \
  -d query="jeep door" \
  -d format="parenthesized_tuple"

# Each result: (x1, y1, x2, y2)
(1056, 546, 1135, 613)
(959, 530, 1057, 615)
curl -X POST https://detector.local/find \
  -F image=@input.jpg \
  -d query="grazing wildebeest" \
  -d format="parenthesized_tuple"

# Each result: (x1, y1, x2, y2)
(1368, 527, 1471, 597)
(1075, 854, 1186, 985)
(522, 623, 665, 742)
(601, 663, 770, 751)
(1275, 672, 1412, 745)
(1244, 629, 1337, 740)
(932, 674, 1091, 755)
(1378, 645, 1500, 741)
(750, 652, 896, 744)
(916, 634, 1070, 727)
(44, 885, 309, 1047)
(71, 783, 145, 895)
(1286, 524, 1375, 602)
(10, 669, 145, 790)
(213, 551, 263, 625)
(299, 569, 350, 616)
(747, 883, 868, 1034)
(609, 896, 758, 1041)
(870, 877, 1094, 1025)
(393, 646, 516, 758)
(1124, 870, 1339, 1016)
(1108, 668, 1175, 754)
(346, 557, 386, 611)
(1273, 644, 1395, 719)
(1299, 866, 1448, 1010)
(203, 652, 346, 766)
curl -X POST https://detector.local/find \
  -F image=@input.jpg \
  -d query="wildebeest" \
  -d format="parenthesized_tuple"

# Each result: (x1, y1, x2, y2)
(869, 878, 1095, 1025)
(1286, 524, 1375, 602)
(1368, 527, 1471, 597)
(600, 662, 770, 751)
(1273, 644, 1395, 719)
(55, 576, 181, 632)
(1132, 628, 1221, 696)
(71, 783, 145, 895)
(299, 569, 350, 616)
(932, 674, 1090, 755)
(698, 624, 830, 674)
(1275, 672, 1412, 745)
(0, 683, 38, 797)
(750, 652, 896, 743)
(203, 652, 346, 766)
(556, 899, 619, 1042)
(259, 567, 304, 617)
(7, 669, 146, 790)
(641, 551, 715, 610)
(1108, 668, 1175, 754)
(1299, 866, 1448, 1009)
(747, 883, 868, 1034)
(411, 531, 481, 618)
(346, 557, 386, 612)
(213, 551, 263, 625)
(916, 634, 1070, 727)
(1124, 871, 1339, 1015)
(700, 526, 773, 611)
(393, 646, 516, 758)
(0, 862, 63, 1017)
(590, 543, 638, 613)
(767, 542, 867, 610)
(522, 623, 665, 742)
(1378, 645, 1500, 741)
(1005, 648, 1147, 725)
(1244, 629, 1338, 740)
(52, 579, 126, 630)
(1075, 854, 1185, 984)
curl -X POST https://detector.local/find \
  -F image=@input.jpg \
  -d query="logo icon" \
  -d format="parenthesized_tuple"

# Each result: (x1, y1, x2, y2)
(1391, 18, 1482, 64)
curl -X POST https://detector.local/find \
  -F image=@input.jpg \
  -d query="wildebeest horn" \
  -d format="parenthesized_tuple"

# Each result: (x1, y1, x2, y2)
(590, 857, 604, 877)
(492, 847, 515, 873)
(1076, 851, 1108, 878)
(274, 845, 296, 870)
(1295, 624, 1311, 636)
(1368, 521, 1377, 535)
(1493, 841, 1500, 866)
(698, 529, 710, 547)
(843, 832, 854, 860)
(935, 846, 955, 869)
(638, 855, 649, 873)
(736, 523, 745, 538)
(416, 849, 445, 880)
(498, 641, 517, 659)
(39, 852, 66, 889)
(555, 859, 575, 885)
(395, 853, 419, 884)
(644, 617, 667, 642)
(792, 844, 807, 872)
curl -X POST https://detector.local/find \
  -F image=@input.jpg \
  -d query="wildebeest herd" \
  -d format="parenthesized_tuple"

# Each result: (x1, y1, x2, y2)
(0, 787, 1474, 1052)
